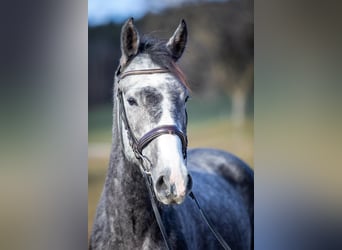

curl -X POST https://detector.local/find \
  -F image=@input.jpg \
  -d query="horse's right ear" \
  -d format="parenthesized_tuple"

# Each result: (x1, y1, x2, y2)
(120, 17, 140, 66)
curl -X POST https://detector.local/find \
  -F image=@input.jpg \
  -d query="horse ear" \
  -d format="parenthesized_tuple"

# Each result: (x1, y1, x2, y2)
(166, 19, 187, 61)
(120, 17, 140, 66)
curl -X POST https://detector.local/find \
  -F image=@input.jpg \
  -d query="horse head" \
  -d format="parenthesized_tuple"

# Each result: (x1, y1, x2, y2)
(116, 18, 192, 205)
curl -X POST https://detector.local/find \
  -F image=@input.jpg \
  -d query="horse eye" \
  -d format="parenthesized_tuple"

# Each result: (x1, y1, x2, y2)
(127, 97, 138, 106)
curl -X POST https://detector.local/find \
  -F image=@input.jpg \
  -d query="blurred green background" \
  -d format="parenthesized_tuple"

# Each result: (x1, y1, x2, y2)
(88, 0, 253, 236)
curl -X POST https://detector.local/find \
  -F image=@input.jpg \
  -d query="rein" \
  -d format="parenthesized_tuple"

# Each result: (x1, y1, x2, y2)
(116, 68, 231, 250)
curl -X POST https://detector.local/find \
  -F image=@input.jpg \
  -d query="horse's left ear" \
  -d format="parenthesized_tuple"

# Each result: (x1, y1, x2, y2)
(167, 19, 187, 61)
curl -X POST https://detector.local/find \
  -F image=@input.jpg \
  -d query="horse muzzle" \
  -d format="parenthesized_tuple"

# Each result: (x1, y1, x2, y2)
(154, 173, 193, 204)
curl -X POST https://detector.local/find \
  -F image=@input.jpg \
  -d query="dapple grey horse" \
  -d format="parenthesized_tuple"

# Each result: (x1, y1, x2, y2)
(89, 18, 253, 250)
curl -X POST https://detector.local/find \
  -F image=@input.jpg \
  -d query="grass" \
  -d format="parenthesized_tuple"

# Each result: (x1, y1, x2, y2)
(88, 97, 253, 237)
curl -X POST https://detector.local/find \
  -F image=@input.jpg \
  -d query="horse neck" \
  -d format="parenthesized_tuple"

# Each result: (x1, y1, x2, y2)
(103, 84, 159, 243)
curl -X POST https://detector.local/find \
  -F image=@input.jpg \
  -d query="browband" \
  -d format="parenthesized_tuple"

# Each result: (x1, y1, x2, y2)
(118, 68, 170, 81)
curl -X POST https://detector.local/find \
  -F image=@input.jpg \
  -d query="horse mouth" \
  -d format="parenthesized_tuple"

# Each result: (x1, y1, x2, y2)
(156, 194, 187, 205)
(155, 174, 192, 205)
(154, 183, 187, 205)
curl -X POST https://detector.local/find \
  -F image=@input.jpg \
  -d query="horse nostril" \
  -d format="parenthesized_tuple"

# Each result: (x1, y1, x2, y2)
(156, 175, 169, 193)
(187, 174, 193, 192)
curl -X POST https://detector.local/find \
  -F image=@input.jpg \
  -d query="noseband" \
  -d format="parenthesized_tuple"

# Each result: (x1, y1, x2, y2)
(117, 68, 188, 173)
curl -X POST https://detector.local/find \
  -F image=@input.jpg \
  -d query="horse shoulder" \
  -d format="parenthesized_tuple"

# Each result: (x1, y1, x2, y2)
(187, 148, 254, 225)
(188, 148, 253, 191)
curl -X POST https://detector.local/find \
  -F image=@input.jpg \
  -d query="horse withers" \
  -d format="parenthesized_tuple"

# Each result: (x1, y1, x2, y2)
(89, 18, 253, 250)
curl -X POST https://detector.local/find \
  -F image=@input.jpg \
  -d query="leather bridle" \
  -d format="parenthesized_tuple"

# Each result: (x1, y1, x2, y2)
(117, 68, 188, 169)
(116, 67, 231, 250)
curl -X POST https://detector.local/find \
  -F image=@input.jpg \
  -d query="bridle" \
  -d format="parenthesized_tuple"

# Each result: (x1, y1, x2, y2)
(117, 67, 188, 171)
(116, 67, 231, 250)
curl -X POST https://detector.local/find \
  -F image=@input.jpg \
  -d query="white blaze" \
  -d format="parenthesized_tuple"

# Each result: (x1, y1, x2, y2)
(157, 135, 187, 195)
(156, 95, 188, 196)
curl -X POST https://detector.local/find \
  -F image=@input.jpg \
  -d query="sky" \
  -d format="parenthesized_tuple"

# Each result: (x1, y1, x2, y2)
(88, 0, 226, 26)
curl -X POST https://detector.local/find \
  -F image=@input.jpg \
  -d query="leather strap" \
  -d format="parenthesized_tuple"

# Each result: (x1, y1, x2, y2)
(189, 192, 231, 250)
(143, 171, 171, 250)
(118, 68, 170, 81)
(137, 125, 187, 160)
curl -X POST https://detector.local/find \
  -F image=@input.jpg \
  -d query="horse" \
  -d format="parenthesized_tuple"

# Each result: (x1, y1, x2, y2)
(89, 18, 254, 250)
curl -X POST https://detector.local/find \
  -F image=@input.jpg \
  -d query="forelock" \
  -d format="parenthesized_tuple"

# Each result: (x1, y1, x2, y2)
(140, 36, 191, 91)
(138, 36, 172, 70)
